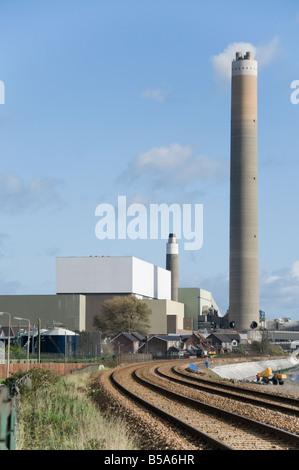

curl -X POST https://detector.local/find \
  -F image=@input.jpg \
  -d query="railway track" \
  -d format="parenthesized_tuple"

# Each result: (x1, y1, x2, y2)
(99, 360, 299, 451)
(157, 363, 299, 417)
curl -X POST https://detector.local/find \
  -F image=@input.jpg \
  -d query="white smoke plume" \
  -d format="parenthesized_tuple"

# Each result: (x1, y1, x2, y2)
(211, 37, 281, 85)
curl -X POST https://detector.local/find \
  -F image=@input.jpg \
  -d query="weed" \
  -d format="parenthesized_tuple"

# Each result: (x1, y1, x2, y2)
(16, 370, 138, 450)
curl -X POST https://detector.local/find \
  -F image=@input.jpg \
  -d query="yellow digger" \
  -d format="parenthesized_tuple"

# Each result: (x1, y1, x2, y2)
(256, 367, 287, 385)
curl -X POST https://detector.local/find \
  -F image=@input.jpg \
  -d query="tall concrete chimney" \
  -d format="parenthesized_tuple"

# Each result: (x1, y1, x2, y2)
(229, 51, 259, 330)
(166, 233, 179, 301)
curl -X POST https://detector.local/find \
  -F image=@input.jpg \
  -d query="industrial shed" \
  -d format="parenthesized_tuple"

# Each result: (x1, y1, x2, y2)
(23, 327, 79, 356)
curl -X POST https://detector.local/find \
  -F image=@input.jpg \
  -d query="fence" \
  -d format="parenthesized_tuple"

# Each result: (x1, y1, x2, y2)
(0, 362, 97, 379)
(117, 353, 152, 365)
(0, 386, 18, 450)
(0, 374, 32, 450)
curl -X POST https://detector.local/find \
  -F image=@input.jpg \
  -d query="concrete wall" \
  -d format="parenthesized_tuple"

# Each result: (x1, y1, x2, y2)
(178, 288, 199, 330)
(142, 299, 184, 334)
(210, 352, 299, 381)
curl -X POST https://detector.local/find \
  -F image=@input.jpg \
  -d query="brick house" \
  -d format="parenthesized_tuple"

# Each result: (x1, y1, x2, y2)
(139, 335, 185, 358)
(206, 332, 240, 353)
(109, 332, 145, 354)
(183, 332, 216, 356)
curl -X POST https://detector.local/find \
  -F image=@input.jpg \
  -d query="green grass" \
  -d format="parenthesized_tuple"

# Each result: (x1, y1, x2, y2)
(16, 369, 138, 450)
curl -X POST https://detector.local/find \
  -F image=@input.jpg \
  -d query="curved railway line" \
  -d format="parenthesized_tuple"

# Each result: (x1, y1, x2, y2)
(91, 359, 299, 451)
(159, 363, 299, 416)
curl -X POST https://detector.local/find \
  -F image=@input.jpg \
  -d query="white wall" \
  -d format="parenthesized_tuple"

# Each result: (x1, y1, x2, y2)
(56, 256, 171, 300)
(155, 266, 171, 300)
(132, 257, 155, 298)
(56, 257, 132, 294)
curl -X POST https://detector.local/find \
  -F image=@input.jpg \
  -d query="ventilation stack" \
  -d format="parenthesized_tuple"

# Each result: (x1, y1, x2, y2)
(166, 233, 179, 302)
(229, 51, 259, 331)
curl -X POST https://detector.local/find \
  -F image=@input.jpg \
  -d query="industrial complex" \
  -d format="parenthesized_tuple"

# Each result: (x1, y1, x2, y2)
(0, 249, 220, 336)
(1, 51, 299, 359)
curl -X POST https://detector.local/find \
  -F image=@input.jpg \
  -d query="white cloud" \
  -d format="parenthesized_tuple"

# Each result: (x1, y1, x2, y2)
(0, 172, 64, 214)
(133, 142, 192, 173)
(185, 263, 299, 321)
(211, 37, 281, 85)
(171, 154, 228, 186)
(141, 83, 170, 102)
(265, 274, 281, 284)
(291, 260, 299, 280)
(260, 263, 299, 318)
(119, 143, 228, 190)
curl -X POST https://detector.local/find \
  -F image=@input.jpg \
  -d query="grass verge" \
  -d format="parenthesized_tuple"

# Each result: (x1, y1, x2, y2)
(15, 368, 138, 450)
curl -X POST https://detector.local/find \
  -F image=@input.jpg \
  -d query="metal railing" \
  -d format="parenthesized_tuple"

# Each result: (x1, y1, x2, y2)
(0, 374, 32, 450)
(0, 385, 18, 450)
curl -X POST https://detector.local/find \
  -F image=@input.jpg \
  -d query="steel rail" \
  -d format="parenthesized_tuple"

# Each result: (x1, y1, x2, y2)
(172, 364, 299, 409)
(133, 367, 299, 450)
(110, 369, 234, 451)
(153, 366, 299, 417)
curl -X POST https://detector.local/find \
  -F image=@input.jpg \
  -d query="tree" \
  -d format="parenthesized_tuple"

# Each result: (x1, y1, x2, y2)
(250, 329, 284, 356)
(93, 296, 151, 339)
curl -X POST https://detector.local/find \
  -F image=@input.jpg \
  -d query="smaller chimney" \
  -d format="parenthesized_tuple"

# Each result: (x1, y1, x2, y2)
(166, 233, 179, 302)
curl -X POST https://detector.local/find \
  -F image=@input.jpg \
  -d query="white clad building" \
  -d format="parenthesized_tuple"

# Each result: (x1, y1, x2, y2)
(55, 256, 185, 334)
(56, 256, 171, 300)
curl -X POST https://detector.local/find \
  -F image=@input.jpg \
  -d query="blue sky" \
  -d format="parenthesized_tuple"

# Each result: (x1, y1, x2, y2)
(0, 0, 299, 320)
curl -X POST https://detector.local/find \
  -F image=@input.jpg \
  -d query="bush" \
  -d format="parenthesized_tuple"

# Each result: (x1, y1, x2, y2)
(10, 343, 26, 360)
(250, 340, 284, 356)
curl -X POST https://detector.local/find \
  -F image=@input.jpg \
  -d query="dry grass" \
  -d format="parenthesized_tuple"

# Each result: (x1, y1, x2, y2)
(16, 370, 138, 450)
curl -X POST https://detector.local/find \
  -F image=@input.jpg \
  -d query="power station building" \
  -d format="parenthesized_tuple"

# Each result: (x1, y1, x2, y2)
(56, 255, 185, 333)
(0, 256, 188, 335)
(229, 51, 259, 331)
(0, 254, 220, 336)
